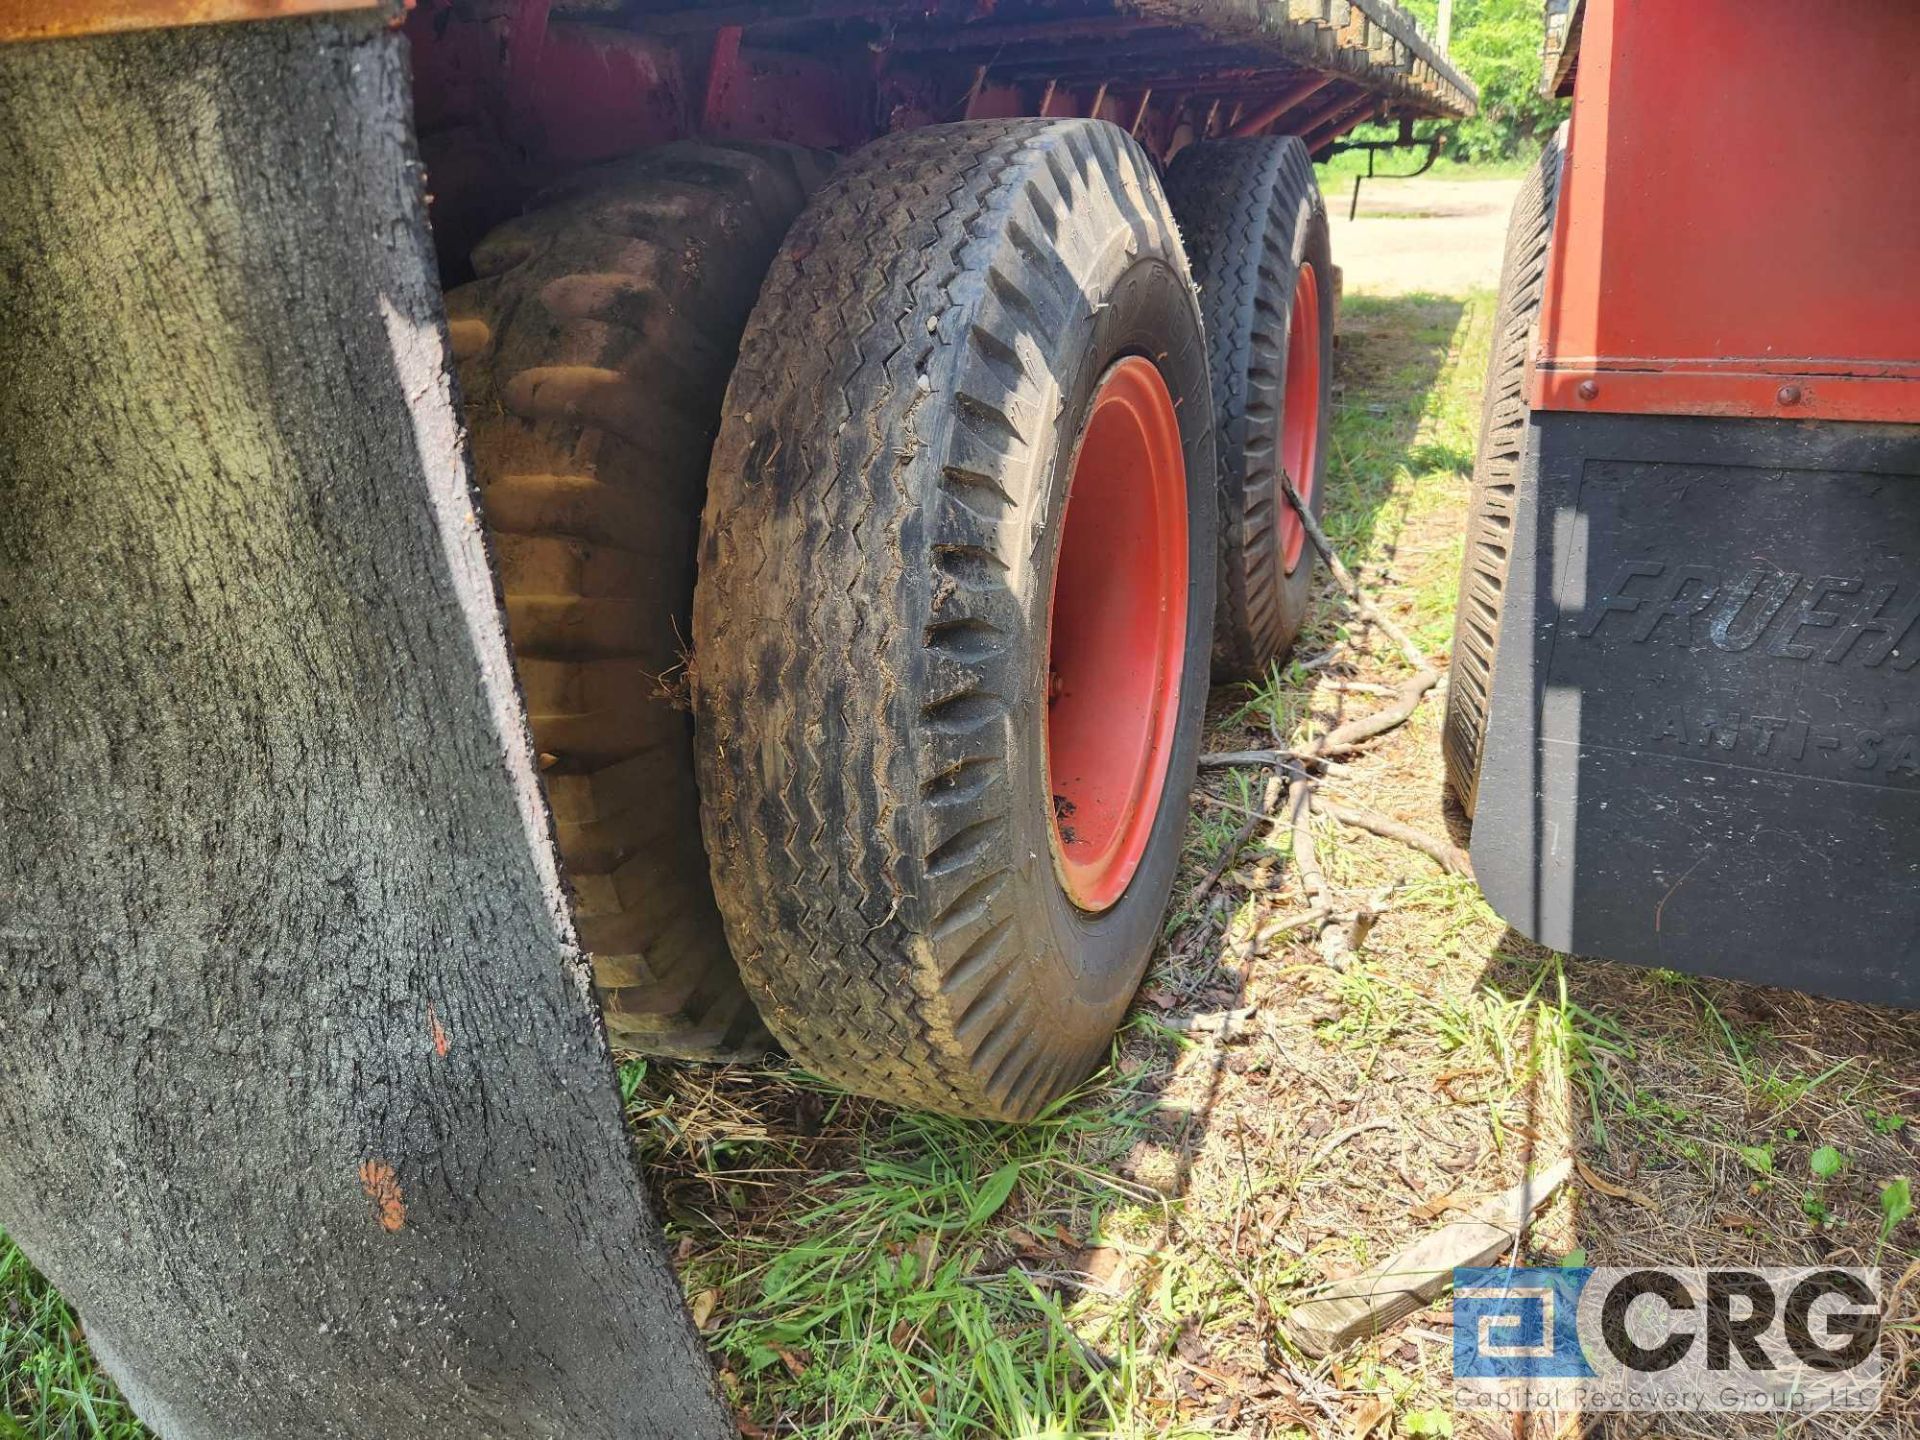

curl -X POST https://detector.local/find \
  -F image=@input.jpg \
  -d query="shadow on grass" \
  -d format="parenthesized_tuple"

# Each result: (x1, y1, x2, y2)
(1139, 291, 1477, 1194)
(621, 293, 1486, 1438)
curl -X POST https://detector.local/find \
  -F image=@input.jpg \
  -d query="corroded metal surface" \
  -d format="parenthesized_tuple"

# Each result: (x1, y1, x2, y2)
(0, 0, 379, 43)
(614, 1, 1477, 124)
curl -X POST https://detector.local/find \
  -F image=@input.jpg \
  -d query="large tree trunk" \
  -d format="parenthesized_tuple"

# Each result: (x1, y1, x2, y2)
(0, 14, 733, 1439)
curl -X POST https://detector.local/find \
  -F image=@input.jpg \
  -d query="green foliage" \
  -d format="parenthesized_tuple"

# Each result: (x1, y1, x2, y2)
(1883, 1177, 1915, 1237)
(1347, 0, 1568, 164)
(1436, 0, 1570, 160)
(1810, 1145, 1846, 1180)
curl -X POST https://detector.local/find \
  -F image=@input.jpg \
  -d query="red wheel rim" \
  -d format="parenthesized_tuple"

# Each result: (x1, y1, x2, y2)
(1278, 261, 1323, 574)
(1044, 356, 1189, 913)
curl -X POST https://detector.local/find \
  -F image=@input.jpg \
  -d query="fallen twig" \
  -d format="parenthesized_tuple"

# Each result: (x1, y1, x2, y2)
(1342, 881, 1402, 951)
(1306, 1117, 1396, 1172)
(1282, 472, 1430, 674)
(1189, 475, 1449, 970)
(1312, 667, 1439, 757)
(1295, 643, 1348, 672)
(1164, 1005, 1257, 1036)
(1286, 776, 1350, 969)
(1199, 748, 1353, 773)
(1185, 771, 1285, 909)
(1311, 797, 1469, 875)
(1286, 778, 1329, 910)
(1254, 905, 1336, 938)
(1279, 471, 1441, 761)
(1317, 680, 1401, 697)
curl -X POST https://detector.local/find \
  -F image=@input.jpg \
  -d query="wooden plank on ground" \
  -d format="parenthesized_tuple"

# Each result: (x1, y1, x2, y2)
(1286, 1158, 1573, 1357)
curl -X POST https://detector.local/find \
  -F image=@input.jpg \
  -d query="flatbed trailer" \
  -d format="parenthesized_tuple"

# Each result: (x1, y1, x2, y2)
(397, 0, 1474, 275)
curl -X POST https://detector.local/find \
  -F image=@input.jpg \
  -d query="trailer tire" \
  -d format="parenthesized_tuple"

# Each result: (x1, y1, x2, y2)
(447, 142, 826, 1057)
(1164, 135, 1334, 682)
(694, 120, 1216, 1120)
(1442, 133, 1564, 818)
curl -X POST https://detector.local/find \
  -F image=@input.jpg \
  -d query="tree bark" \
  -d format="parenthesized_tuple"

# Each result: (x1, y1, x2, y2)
(0, 15, 733, 1439)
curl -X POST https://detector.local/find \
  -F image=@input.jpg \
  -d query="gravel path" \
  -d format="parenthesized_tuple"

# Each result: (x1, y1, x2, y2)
(1328, 175, 1522, 296)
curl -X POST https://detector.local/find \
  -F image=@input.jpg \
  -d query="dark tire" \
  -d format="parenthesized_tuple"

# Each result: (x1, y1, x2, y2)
(447, 143, 827, 1058)
(693, 119, 1217, 1120)
(1442, 133, 1565, 819)
(1165, 136, 1335, 682)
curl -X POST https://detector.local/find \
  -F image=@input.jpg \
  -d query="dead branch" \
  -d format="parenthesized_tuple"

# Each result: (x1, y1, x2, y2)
(1312, 666, 1440, 756)
(1306, 1118, 1396, 1172)
(1343, 882, 1403, 950)
(1282, 472, 1430, 674)
(1286, 775, 1350, 969)
(1200, 748, 1353, 772)
(1185, 771, 1286, 910)
(1295, 643, 1348, 672)
(1254, 905, 1336, 937)
(1312, 796, 1469, 875)
(1286, 778, 1328, 911)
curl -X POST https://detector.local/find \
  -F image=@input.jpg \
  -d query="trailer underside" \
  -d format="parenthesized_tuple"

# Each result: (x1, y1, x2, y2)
(403, 0, 1474, 275)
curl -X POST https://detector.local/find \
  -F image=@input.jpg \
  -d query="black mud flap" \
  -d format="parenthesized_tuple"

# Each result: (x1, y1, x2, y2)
(1472, 412, 1920, 1006)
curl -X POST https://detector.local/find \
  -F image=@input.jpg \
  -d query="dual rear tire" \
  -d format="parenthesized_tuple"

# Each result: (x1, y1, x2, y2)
(448, 143, 831, 1058)
(458, 121, 1333, 1117)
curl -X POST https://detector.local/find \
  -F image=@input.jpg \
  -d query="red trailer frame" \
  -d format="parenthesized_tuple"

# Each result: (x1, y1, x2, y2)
(1464, 0, 1920, 1008)
(1532, 0, 1920, 424)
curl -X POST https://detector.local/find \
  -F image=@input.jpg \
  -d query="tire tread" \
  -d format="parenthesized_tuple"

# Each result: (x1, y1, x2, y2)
(695, 120, 1199, 1118)
(1165, 135, 1334, 681)
(1442, 134, 1565, 818)
(450, 143, 823, 1057)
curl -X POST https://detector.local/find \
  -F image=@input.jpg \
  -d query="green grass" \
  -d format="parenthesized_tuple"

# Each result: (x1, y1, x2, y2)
(10, 285, 1912, 1438)
(0, 289, 1503, 1440)
(1315, 146, 1539, 187)
(1320, 291, 1482, 655)
(626, 1060, 1214, 1438)
(0, 1242, 144, 1440)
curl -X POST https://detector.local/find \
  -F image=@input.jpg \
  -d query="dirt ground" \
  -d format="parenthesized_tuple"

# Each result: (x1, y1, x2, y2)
(1328, 176, 1522, 296)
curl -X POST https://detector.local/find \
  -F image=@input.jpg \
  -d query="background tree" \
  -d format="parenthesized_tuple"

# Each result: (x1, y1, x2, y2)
(1354, 0, 1568, 163)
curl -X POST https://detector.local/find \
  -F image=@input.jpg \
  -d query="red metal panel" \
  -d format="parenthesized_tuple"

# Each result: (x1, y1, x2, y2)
(1532, 0, 1920, 423)
(531, 24, 691, 165)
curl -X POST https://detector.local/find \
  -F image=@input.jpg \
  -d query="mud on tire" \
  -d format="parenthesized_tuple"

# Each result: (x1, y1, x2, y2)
(1165, 135, 1335, 682)
(693, 119, 1217, 1120)
(1442, 133, 1564, 819)
(447, 142, 828, 1057)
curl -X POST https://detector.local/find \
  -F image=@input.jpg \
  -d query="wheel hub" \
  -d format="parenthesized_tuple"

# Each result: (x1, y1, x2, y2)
(1044, 356, 1188, 913)
(1279, 260, 1323, 574)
